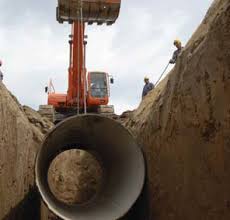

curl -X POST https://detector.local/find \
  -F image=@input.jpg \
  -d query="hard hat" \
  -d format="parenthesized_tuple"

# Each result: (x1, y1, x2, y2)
(144, 76, 149, 80)
(174, 39, 181, 46)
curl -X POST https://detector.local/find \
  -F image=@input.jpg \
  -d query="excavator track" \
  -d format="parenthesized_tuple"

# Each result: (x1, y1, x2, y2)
(97, 105, 114, 114)
(38, 105, 55, 122)
(57, 0, 121, 25)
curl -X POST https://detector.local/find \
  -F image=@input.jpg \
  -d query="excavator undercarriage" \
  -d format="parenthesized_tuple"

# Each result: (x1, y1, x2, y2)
(39, 104, 115, 124)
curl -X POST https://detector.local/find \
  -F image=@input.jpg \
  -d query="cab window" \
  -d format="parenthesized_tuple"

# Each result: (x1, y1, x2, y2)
(90, 72, 108, 98)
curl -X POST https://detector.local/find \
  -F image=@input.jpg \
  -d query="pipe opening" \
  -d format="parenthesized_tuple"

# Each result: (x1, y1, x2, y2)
(36, 115, 145, 220)
(48, 149, 104, 205)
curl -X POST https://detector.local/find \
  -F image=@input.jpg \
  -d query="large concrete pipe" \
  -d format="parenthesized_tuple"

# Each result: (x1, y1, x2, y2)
(35, 114, 145, 220)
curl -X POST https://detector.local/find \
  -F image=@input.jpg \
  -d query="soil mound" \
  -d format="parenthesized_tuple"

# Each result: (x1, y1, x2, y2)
(124, 0, 230, 219)
(0, 83, 53, 219)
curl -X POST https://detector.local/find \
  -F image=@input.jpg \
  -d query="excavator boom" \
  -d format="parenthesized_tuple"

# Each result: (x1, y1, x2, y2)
(37, 1, 146, 220)
(57, 0, 121, 25)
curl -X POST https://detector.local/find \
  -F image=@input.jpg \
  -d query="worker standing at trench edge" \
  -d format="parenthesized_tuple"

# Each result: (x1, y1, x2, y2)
(142, 77, 154, 99)
(0, 60, 3, 82)
(142, 39, 183, 94)
(169, 39, 183, 64)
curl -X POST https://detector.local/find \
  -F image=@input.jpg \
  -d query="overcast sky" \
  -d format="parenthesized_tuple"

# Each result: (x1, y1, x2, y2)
(0, 0, 213, 114)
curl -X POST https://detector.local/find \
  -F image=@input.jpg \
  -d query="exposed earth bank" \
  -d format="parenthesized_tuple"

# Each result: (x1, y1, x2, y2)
(0, 0, 230, 219)
(0, 83, 53, 219)
(123, 0, 230, 219)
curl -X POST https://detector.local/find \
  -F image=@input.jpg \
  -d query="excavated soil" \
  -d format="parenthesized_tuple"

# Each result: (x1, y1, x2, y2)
(123, 0, 230, 219)
(1, 0, 230, 219)
(48, 149, 104, 205)
(0, 83, 53, 219)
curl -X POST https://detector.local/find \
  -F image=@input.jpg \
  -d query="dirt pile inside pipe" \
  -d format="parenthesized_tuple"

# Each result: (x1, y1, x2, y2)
(47, 149, 104, 205)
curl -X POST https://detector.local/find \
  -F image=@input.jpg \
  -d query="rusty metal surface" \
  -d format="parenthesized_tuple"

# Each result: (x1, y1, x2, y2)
(36, 114, 145, 220)
(57, 0, 121, 25)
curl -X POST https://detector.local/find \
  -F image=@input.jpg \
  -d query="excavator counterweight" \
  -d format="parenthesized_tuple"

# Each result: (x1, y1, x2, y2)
(57, 0, 121, 25)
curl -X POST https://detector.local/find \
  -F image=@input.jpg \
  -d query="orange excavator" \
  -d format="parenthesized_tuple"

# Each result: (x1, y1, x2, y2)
(36, 1, 146, 220)
(39, 0, 121, 122)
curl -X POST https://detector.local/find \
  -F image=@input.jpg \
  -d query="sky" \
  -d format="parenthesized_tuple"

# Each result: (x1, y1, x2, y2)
(0, 0, 213, 114)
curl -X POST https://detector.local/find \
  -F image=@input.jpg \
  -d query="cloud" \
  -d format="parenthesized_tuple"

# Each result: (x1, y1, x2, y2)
(0, 0, 213, 114)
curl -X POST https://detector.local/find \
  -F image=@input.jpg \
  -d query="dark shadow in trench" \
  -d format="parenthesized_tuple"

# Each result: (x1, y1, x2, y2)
(2, 187, 40, 220)
(120, 151, 150, 220)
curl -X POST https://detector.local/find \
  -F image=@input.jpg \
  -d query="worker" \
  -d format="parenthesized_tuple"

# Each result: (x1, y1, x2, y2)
(142, 77, 154, 98)
(0, 60, 3, 82)
(169, 39, 183, 64)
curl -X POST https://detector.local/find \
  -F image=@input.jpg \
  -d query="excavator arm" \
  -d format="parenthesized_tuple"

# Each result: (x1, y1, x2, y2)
(57, 0, 121, 25)
(45, 0, 121, 117)
(37, 1, 146, 220)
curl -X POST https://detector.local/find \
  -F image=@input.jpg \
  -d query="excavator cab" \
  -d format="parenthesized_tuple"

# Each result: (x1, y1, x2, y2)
(87, 72, 110, 106)
(57, 0, 121, 25)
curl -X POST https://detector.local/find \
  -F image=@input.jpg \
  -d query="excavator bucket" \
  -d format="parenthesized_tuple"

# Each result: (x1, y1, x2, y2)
(57, 0, 121, 25)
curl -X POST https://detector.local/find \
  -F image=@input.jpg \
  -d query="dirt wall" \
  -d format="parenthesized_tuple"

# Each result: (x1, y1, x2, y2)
(123, 0, 230, 219)
(0, 83, 52, 219)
